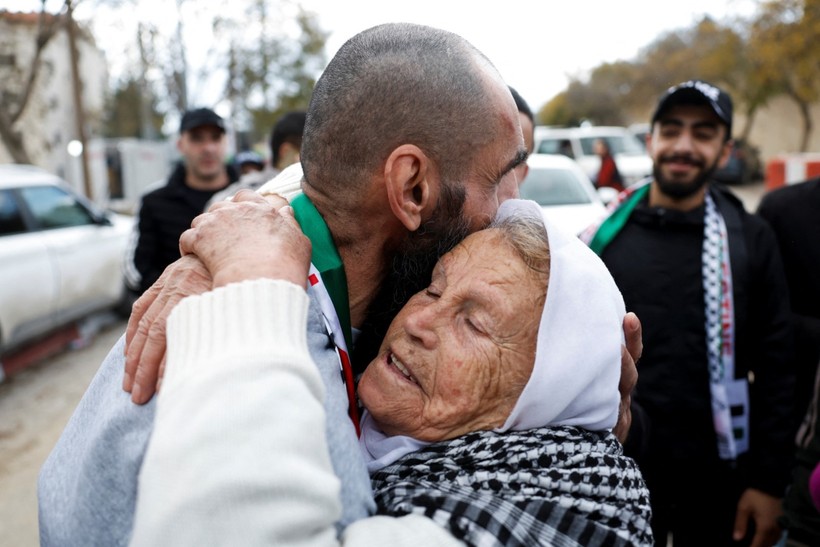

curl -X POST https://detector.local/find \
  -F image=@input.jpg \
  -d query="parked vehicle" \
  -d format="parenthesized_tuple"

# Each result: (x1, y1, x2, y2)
(518, 154, 611, 237)
(534, 126, 652, 186)
(627, 123, 650, 148)
(0, 164, 134, 356)
(712, 139, 763, 185)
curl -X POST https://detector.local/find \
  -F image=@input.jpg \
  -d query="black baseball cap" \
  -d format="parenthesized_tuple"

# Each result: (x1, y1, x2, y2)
(651, 80, 733, 138)
(179, 108, 226, 134)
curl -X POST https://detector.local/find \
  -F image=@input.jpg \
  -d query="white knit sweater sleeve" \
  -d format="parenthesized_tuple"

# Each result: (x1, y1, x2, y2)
(131, 278, 461, 547)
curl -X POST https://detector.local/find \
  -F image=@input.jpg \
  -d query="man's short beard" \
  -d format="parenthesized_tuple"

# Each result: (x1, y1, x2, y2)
(653, 154, 720, 200)
(350, 181, 470, 373)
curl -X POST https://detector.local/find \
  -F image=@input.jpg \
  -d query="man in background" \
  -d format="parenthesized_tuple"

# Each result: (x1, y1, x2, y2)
(126, 107, 237, 295)
(757, 176, 820, 547)
(583, 79, 794, 546)
(233, 150, 265, 176)
(207, 110, 306, 207)
(507, 85, 534, 199)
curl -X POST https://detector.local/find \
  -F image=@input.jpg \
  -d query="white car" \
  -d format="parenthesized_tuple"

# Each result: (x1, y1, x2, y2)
(518, 154, 611, 237)
(0, 164, 134, 356)
(533, 126, 652, 186)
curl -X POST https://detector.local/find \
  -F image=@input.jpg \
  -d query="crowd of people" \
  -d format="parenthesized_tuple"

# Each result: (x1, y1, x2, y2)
(36, 21, 818, 547)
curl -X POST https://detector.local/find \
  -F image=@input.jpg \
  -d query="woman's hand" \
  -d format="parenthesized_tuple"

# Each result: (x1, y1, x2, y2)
(179, 190, 311, 288)
(123, 190, 308, 404)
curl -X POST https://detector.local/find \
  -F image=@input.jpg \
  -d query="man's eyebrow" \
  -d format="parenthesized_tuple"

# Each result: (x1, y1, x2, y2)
(495, 148, 529, 183)
(659, 118, 719, 131)
(692, 120, 720, 130)
(658, 118, 684, 127)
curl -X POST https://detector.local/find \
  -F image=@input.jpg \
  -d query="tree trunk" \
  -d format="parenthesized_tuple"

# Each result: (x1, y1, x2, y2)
(740, 104, 757, 142)
(0, 109, 33, 164)
(0, 0, 60, 163)
(797, 98, 812, 153)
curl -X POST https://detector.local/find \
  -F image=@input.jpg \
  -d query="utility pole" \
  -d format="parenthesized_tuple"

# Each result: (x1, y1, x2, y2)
(65, 0, 93, 199)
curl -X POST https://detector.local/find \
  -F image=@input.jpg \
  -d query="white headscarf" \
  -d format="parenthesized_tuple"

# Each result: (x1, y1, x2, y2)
(495, 198, 624, 432)
(360, 199, 625, 471)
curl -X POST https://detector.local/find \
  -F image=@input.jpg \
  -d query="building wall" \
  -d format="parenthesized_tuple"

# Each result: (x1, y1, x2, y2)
(737, 95, 820, 163)
(0, 13, 107, 192)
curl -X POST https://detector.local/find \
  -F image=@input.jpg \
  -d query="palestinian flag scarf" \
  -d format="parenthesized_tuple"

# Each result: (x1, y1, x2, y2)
(580, 180, 749, 460)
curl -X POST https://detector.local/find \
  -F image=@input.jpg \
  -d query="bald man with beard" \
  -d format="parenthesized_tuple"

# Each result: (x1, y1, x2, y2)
(39, 23, 641, 546)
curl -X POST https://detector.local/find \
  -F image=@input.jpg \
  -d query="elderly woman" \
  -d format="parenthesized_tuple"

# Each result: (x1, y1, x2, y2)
(131, 198, 652, 546)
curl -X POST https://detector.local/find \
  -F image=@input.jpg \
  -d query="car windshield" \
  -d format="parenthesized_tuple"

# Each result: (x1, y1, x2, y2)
(519, 167, 592, 206)
(579, 134, 645, 156)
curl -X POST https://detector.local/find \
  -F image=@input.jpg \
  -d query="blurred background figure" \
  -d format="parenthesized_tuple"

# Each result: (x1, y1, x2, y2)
(207, 111, 306, 207)
(756, 176, 820, 547)
(583, 80, 794, 547)
(593, 138, 624, 192)
(558, 139, 574, 158)
(506, 85, 534, 200)
(233, 150, 265, 176)
(126, 108, 237, 295)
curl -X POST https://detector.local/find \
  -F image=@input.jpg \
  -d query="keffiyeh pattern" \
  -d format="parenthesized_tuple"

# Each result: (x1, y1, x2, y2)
(371, 426, 653, 546)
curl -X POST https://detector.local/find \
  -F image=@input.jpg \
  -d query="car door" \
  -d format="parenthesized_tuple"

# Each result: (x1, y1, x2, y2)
(17, 185, 125, 327)
(0, 188, 58, 351)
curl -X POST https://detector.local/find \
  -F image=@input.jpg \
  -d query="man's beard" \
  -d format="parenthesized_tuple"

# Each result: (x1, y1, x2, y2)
(350, 181, 470, 374)
(653, 153, 720, 199)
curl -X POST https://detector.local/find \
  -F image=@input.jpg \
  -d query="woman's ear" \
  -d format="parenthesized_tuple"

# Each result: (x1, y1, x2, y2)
(383, 145, 435, 232)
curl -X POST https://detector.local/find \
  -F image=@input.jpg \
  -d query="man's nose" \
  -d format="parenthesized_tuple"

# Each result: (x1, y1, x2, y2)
(673, 130, 696, 153)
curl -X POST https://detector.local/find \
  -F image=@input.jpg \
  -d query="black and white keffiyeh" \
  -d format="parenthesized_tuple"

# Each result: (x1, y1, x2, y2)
(371, 426, 653, 547)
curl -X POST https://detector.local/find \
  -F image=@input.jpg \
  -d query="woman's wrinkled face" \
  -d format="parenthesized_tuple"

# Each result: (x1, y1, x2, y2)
(358, 229, 543, 442)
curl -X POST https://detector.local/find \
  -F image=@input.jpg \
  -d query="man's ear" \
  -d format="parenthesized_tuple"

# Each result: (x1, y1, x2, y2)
(383, 144, 435, 232)
(717, 139, 734, 169)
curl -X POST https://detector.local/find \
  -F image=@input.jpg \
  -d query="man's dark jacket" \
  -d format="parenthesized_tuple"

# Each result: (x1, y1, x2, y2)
(132, 162, 238, 293)
(604, 184, 794, 497)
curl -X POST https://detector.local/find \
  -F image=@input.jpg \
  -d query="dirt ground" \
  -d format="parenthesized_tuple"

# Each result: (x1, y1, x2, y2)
(0, 318, 127, 546)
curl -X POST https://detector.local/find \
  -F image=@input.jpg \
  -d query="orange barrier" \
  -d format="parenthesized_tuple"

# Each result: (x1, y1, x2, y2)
(766, 154, 820, 190)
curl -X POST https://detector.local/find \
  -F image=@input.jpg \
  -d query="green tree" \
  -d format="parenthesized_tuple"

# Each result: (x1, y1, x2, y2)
(216, 3, 327, 146)
(103, 76, 164, 138)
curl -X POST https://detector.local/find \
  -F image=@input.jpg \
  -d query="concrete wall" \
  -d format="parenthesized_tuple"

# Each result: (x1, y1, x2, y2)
(736, 95, 820, 164)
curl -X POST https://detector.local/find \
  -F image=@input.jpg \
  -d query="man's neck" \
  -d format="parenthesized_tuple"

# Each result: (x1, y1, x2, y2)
(649, 182, 707, 212)
(186, 170, 228, 191)
(307, 190, 391, 329)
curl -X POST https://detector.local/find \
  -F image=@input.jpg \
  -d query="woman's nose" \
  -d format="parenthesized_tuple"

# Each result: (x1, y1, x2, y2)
(403, 303, 439, 349)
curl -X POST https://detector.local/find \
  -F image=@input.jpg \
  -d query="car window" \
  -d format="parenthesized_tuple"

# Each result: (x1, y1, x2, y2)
(519, 167, 592, 206)
(536, 138, 574, 158)
(580, 135, 645, 156)
(0, 189, 27, 236)
(536, 138, 560, 154)
(20, 185, 95, 229)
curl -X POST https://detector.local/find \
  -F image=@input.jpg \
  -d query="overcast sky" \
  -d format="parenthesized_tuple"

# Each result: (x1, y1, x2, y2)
(3, 0, 760, 112)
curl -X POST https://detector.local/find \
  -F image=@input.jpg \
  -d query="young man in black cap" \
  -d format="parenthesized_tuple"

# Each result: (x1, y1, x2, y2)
(582, 79, 794, 546)
(206, 110, 306, 208)
(127, 107, 238, 294)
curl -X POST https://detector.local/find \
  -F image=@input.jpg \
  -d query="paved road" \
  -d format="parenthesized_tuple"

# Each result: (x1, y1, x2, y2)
(0, 317, 127, 546)
(0, 181, 767, 546)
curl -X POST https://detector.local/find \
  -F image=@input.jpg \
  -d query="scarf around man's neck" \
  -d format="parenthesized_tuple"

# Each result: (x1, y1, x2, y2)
(371, 426, 653, 547)
(290, 193, 361, 433)
(580, 180, 749, 460)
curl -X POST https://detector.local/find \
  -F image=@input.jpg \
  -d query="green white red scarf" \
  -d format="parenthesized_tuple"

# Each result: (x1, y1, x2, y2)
(291, 193, 361, 435)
